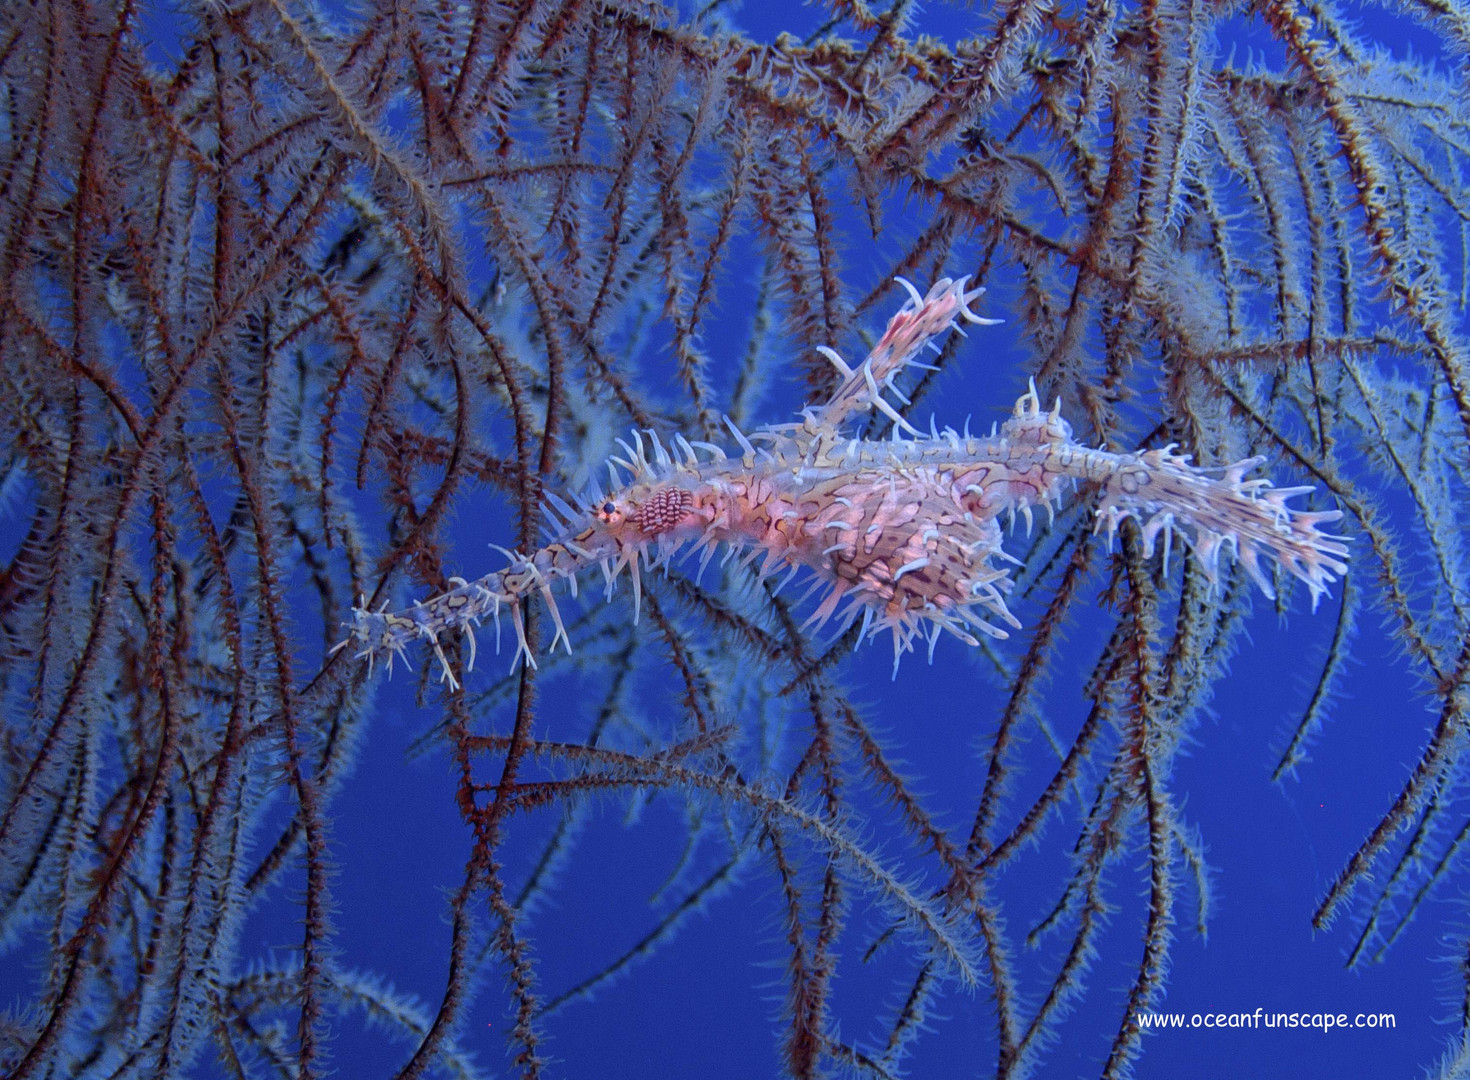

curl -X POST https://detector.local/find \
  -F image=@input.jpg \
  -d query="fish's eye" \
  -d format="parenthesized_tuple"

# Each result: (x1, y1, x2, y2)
(602, 501, 617, 515)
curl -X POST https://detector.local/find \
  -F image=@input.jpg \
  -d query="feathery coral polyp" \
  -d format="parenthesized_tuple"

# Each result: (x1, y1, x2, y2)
(341, 279, 1349, 683)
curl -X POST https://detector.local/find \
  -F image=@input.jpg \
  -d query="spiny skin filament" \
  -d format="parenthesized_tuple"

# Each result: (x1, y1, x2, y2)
(338, 278, 1348, 684)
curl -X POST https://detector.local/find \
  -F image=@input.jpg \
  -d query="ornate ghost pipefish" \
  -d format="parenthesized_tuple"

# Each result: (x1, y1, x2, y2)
(336, 277, 1348, 685)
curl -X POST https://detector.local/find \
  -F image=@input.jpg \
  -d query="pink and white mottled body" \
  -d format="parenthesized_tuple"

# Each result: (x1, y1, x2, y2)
(339, 278, 1348, 683)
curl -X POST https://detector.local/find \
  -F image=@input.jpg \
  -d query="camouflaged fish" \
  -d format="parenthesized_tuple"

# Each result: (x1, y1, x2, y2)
(337, 278, 1348, 684)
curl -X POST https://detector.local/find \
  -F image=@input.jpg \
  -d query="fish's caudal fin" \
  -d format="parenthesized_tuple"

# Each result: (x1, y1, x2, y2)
(1091, 447, 1348, 606)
